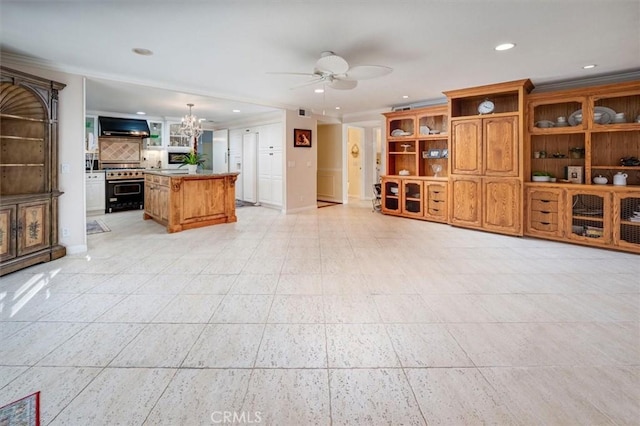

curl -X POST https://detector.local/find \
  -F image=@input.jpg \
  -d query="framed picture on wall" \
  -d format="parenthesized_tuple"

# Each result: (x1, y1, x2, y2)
(294, 129, 312, 147)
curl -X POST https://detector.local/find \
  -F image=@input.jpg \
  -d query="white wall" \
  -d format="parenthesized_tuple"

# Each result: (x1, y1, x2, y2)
(284, 110, 317, 213)
(2, 59, 87, 254)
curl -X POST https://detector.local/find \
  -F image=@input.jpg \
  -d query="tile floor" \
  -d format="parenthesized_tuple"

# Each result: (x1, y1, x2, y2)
(0, 202, 638, 425)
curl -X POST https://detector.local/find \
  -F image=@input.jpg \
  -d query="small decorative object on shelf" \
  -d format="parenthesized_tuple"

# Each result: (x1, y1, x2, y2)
(478, 98, 495, 114)
(569, 147, 585, 159)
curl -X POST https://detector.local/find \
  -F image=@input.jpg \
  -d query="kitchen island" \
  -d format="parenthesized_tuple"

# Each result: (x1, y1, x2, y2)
(143, 170, 239, 233)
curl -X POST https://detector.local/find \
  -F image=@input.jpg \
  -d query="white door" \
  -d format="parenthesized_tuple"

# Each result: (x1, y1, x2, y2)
(242, 132, 257, 203)
(211, 129, 228, 173)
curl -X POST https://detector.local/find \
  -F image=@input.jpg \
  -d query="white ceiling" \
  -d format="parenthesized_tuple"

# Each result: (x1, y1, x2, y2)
(1, 1, 639, 123)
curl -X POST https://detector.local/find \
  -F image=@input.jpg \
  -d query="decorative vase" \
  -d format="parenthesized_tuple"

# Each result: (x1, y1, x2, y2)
(187, 164, 197, 174)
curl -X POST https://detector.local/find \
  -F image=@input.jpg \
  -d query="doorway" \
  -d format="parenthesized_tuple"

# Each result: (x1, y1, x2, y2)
(347, 127, 363, 199)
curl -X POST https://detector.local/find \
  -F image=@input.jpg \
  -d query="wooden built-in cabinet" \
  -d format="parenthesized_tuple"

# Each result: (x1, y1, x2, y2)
(445, 79, 533, 236)
(0, 67, 66, 276)
(381, 78, 638, 254)
(381, 105, 449, 223)
(527, 81, 640, 185)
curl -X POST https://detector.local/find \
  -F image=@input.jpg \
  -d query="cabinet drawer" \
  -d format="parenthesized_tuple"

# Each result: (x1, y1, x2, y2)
(157, 176, 170, 186)
(531, 221, 558, 232)
(428, 199, 446, 209)
(530, 210, 558, 224)
(428, 207, 446, 217)
(531, 191, 559, 202)
(530, 199, 559, 212)
(428, 189, 446, 201)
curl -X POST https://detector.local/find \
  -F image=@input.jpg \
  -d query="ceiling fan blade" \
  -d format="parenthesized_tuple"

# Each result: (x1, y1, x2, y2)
(316, 53, 349, 74)
(266, 71, 317, 77)
(289, 77, 325, 90)
(329, 79, 358, 90)
(343, 65, 393, 81)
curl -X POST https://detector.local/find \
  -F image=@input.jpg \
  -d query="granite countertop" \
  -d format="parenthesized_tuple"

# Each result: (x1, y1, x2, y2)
(143, 169, 239, 178)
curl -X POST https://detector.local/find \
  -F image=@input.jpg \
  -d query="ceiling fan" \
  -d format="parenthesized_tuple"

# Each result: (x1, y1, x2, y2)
(269, 51, 392, 90)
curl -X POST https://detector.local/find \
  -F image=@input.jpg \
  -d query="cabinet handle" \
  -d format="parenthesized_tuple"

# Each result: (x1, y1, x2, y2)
(540, 200, 550, 203)
(269, 153, 273, 156)
(269, 146, 273, 149)
(540, 211, 550, 214)
(541, 222, 550, 225)
(16, 220, 23, 236)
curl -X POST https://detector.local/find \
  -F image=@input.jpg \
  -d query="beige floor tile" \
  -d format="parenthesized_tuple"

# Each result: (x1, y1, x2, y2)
(84, 273, 154, 294)
(374, 294, 440, 323)
(323, 295, 381, 323)
(327, 324, 400, 367)
(329, 369, 425, 425)
(39, 293, 125, 322)
(267, 295, 324, 323)
(183, 274, 237, 294)
(133, 273, 195, 294)
(209, 295, 273, 323)
(406, 367, 517, 424)
(480, 367, 618, 425)
(241, 369, 330, 425)
(110, 323, 204, 367)
(387, 324, 474, 367)
(0, 366, 28, 388)
(96, 294, 174, 322)
(0, 292, 77, 322)
(422, 294, 497, 323)
(38, 323, 143, 367)
(145, 369, 252, 425)
(151, 294, 223, 323)
(182, 323, 264, 368)
(50, 367, 175, 426)
(255, 324, 326, 368)
(0, 322, 87, 365)
(276, 273, 322, 294)
(228, 273, 279, 294)
(0, 366, 102, 425)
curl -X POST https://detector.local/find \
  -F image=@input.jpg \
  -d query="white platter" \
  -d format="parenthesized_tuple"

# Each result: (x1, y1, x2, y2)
(568, 106, 616, 126)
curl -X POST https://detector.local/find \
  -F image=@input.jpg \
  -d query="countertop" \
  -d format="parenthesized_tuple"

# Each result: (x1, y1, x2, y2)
(143, 169, 239, 178)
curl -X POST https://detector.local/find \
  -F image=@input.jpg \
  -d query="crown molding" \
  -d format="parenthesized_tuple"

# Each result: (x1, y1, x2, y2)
(532, 69, 640, 93)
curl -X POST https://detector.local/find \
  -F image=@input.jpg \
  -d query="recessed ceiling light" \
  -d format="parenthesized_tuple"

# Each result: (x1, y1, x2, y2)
(132, 47, 153, 56)
(232, 109, 241, 113)
(335, 106, 341, 110)
(402, 95, 409, 99)
(583, 64, 597, 69)
(314, 88, 324, 93)
(495, 43, 515, 51)
(136, 111, 146, 115)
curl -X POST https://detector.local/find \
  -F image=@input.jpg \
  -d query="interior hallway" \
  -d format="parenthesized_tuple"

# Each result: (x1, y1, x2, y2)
(0, 201, 638, 425)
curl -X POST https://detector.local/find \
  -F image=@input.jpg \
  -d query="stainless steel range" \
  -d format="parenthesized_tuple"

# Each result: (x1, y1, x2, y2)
(104, 167, 145, 213)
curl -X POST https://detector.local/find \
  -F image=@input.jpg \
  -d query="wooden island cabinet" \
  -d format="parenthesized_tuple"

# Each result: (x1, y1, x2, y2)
(143, 171, 239, 233)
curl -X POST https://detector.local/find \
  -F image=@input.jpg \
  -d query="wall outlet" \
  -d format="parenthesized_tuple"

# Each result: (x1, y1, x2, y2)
(62, 227, 70, 237)
(61, 163, 71, 173)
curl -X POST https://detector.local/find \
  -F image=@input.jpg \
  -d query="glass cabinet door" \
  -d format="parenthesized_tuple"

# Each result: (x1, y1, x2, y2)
(169, 123, 191, 147)
(146, 121, 163, 148)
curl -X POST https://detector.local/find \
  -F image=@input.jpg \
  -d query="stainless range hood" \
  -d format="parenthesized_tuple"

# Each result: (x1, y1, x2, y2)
(99, 116, 150, 137)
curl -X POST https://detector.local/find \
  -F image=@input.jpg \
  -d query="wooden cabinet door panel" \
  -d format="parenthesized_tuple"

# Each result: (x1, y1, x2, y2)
(483, 178, 521, 235)
(449, 177, 482, 227)
(451, 119, 482, 175)
(17, 200, 50, 256)
(0, 205, 17, 262)
(483, 116, 518, 176)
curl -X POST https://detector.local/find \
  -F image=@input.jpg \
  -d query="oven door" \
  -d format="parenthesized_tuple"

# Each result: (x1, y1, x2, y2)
(106, 179, 144, 213)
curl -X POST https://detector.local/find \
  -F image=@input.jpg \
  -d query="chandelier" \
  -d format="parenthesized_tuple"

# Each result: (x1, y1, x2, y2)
(180, 103, 203, 142)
